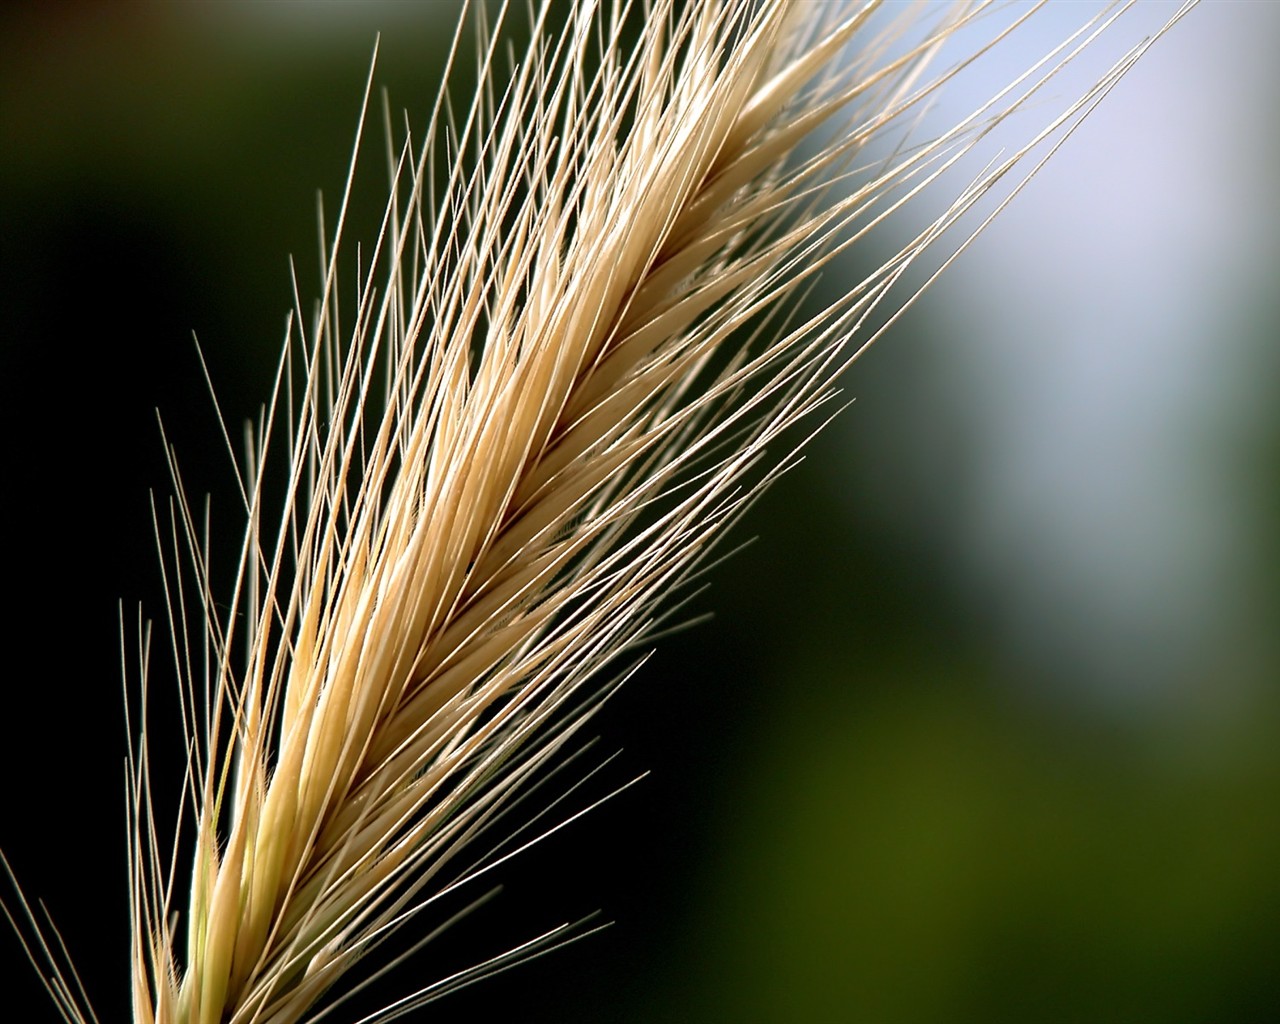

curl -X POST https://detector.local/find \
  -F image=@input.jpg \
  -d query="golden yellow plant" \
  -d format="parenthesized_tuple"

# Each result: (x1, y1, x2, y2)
(2, 1, 1196, 1022)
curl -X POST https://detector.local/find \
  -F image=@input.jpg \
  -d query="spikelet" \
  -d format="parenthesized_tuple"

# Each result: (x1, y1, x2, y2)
(2, 2, 1197, 1023)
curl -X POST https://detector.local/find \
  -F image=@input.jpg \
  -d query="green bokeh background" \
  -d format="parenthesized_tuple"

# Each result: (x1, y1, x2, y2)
(2, 3, 1278, 1022)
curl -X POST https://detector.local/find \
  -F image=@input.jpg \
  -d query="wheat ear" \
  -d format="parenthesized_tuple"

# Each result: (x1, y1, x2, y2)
(0, 1, 1197, 1022)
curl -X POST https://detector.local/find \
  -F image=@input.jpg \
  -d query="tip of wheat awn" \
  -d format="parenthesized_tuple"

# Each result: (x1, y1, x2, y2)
(1, 1, 1198, 1022)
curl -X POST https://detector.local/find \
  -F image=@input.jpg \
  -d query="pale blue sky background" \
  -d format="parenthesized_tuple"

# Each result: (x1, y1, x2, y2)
(831, 1, 1280, 710)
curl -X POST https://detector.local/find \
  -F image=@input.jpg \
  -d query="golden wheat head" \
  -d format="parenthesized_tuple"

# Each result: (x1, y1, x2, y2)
(1, 1, 1197, 1022)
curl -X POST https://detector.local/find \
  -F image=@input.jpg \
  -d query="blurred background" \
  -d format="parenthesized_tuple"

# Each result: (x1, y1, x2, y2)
(2, 2, 1277, 1021)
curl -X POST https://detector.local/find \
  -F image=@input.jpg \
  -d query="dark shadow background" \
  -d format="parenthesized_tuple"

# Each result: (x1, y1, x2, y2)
(2, 2, 1279, 1022)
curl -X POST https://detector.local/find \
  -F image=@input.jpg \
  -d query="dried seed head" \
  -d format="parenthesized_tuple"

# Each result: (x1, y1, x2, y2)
(1, 2, 1198, 1023)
